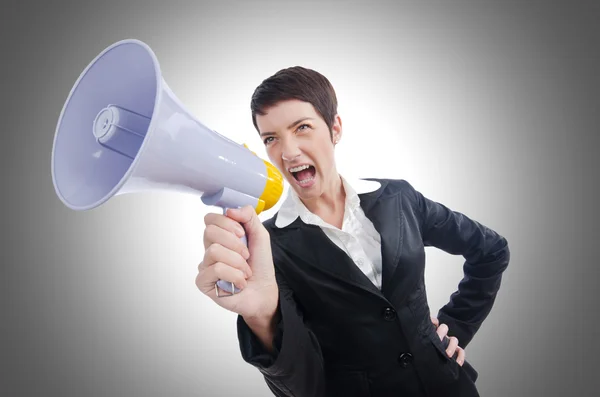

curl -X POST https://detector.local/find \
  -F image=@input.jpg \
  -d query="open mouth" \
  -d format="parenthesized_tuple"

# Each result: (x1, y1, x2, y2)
(289, 164, 316, 185)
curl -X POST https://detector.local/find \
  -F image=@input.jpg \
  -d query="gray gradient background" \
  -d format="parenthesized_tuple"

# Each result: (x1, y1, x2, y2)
(2, 0, 599, 396)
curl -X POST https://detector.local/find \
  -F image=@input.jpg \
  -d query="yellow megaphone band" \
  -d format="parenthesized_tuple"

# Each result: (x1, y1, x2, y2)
(258, 160, 284, 213)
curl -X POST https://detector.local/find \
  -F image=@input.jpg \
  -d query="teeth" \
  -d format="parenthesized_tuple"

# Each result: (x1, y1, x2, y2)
(298, 176, 315, 184)
(289, 164, 311, 173)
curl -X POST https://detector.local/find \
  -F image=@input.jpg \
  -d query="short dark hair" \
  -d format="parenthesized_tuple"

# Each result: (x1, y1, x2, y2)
(250, 66, 338, 139)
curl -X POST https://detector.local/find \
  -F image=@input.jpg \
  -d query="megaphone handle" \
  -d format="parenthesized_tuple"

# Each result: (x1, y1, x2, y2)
(215, 207, 245, 295)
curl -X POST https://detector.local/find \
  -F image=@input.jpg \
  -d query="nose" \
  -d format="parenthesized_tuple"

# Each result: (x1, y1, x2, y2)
(281, 138, 301, 162)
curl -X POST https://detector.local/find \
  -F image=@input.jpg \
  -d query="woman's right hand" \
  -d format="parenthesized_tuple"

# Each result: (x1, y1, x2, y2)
(195, 205, 279, 321)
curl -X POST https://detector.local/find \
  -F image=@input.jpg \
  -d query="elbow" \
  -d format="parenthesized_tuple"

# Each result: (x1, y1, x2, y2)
(496, 236, 511, 271)
(467, 234, 510, 278)
(502, 236, 510, 258)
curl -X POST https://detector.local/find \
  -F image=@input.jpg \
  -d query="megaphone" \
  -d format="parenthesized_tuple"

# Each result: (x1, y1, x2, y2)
(51, 39, 284, 295)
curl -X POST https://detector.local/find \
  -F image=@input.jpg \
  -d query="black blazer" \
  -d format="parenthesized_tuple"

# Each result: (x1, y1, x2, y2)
(237, 178, 510, 397)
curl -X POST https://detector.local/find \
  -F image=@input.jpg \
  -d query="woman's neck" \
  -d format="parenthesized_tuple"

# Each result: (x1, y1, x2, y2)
(301, 174, 346, 228)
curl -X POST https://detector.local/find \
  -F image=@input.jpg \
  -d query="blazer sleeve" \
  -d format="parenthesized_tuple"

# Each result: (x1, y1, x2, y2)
(406, 180, 511, 348)
(236, 263, 326, 396)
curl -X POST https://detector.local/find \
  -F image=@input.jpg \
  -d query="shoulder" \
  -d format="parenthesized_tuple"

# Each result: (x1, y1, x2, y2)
(262, 215, 278, 231)
(261, 216, 290, 245)
(358, 177, 420, 201)
(260, 177, 422, 231)
(260, 178, 421, 226)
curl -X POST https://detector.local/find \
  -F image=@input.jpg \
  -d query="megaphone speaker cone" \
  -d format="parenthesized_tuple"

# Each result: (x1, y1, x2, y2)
(51, 38, 287, 297)
(51, 39, 161, 211)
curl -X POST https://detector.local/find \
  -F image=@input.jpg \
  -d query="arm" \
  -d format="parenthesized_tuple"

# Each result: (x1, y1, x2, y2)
(407, 181, 511, 348)
(243, 308, 280, 355)
(237, 265, 326, 396)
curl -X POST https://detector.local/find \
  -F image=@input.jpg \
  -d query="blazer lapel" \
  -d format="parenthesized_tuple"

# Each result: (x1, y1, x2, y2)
(271, 220, 385, 299)
(269, 179, 412, 303)
(358, 182, 404, 298)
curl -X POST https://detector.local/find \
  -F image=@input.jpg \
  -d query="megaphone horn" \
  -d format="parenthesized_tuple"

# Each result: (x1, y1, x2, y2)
(51, 39, 284, 295)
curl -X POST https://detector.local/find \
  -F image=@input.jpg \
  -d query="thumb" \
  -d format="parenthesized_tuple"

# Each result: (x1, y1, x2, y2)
(226, 205, 266, 239)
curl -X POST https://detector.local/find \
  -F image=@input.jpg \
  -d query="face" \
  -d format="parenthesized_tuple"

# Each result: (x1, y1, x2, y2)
(256, 99, 342, 201)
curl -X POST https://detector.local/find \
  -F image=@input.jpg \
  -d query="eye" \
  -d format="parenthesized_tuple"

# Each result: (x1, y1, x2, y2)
(296, 123, 311, 132)
(263, 136, 275, 145)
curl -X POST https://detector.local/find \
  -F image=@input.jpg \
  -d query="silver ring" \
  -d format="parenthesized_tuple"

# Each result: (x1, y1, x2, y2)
(215, 282, 236, 297)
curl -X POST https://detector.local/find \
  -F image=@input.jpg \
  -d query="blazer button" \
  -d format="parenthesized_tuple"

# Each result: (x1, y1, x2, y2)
(383, 307, 397, 321)
(398, 352, 414, 368)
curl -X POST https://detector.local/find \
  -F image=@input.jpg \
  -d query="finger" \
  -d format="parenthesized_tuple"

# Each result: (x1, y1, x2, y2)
(203, 261, 248, 293)
(202, 243, 252, 278)
(213, 262, 248, 291)
(204, 224, 250, 262)
(446, 336, 459, 358)
(436, 323, 449, 341)
(195, 268, 214, 294)
(430, 316, 439, 328)
(204, 213, 246, 239)
(456, 346, 465, 366)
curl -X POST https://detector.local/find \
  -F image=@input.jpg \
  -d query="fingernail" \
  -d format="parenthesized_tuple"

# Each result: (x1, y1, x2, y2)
(236, 226, 245, 237)
(243, 248, 250, 259)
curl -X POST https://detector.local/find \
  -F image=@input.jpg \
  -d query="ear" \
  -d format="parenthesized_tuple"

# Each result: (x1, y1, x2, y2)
(331, 114, 342, 144)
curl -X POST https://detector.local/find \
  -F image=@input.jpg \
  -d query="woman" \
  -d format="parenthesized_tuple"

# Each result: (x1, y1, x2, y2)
(195, 67, 510, 397)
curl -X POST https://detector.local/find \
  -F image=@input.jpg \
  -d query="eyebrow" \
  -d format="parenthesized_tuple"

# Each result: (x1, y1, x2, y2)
(259, 117, 315, 137)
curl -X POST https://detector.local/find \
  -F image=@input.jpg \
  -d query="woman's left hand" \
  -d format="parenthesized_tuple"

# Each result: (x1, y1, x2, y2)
(431, 316, 465, 366)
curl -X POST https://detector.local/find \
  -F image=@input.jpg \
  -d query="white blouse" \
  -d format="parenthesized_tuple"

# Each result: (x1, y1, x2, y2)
(275, 176, 383, 290)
